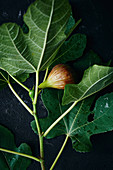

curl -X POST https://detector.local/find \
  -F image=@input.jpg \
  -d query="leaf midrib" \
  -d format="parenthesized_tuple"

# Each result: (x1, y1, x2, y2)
(37, 0, 55, 71)
(68, 100, 84, 135)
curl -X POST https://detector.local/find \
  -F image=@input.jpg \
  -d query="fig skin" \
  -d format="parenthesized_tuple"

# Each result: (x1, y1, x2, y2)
(39, 64, 75, 89)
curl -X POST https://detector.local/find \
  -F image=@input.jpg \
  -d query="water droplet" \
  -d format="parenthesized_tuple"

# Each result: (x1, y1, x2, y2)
(104, 97, 108, 100)
(105, 102, 109, 108)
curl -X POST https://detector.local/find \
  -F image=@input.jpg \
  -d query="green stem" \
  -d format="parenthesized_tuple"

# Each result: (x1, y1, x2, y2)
(50, 135, 69, 170)
(9, 73, 30, 92)
(33, 71, 39, 105)
(33, 70, 45, 169)
(43, 101, 78, 137)
(33, 110, 45, 170)
(32, 68, 50, 169)
(43, 67, 49, 82)
(0, 147, 41, 162)
(8, 83, 33, 115)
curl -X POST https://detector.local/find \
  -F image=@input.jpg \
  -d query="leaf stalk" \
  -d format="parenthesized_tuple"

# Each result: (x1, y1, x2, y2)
(43, 101, 78, 137)
(8, 82, 33, 115)
(33, 71, 39, 105)
(50, 135, 69, 170)
(9, 73, 30, 92)
(0, 147, 41, 162)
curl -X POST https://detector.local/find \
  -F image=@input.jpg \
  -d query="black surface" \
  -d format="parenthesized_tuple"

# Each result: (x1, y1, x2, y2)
(0, 0, 113, 170)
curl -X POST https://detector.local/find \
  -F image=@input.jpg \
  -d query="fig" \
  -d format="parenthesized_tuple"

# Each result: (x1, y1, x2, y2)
(39, 64, 75, 89)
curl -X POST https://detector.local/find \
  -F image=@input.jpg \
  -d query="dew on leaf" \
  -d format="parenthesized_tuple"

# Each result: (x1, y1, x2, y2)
(104, 97, 108, 100)
(105, 102, 109, 108)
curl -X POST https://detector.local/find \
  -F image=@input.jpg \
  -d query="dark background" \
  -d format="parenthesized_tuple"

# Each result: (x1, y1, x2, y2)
(0, 0, 113, 169)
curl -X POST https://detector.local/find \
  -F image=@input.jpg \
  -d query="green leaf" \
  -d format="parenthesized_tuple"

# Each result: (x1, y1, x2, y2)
(13, 73, 29, 83)
(62, 65, 113, 105)
(0, 0, 71, 76)
(0, 23, 36, 76)
(31, 89, 94, 150)
(0, 125, 32, 170)
(72, 92, 113, 152)
(0, 70, 29, 91)
(49, 34, 87, 69)
(65, 14, 75, 35)
(72, 50, 103, 82)
(31, 89, 69, 137)
(31, 90, 113, 152)
(73, 50, 102, 74)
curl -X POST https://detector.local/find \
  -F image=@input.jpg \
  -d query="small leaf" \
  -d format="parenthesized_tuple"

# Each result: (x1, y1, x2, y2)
(65, 14, 75, 35)
(13, 73, 29, 83)
(73, 50, 102, 80)
(50, 34, 87, 69)
(72, 50, 103, 83)
(0, 125, 32, 169)
(62, 65, 113, 105)
(0, 70, 29, 91)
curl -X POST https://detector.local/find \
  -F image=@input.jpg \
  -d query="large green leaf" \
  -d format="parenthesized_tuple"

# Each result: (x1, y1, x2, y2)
(62, 65, 113, 105)
(31, 90, 113, 152)
(49, 33, 87, 69)
(0, 0, 71, 76)
(0, 125, 32, 169)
